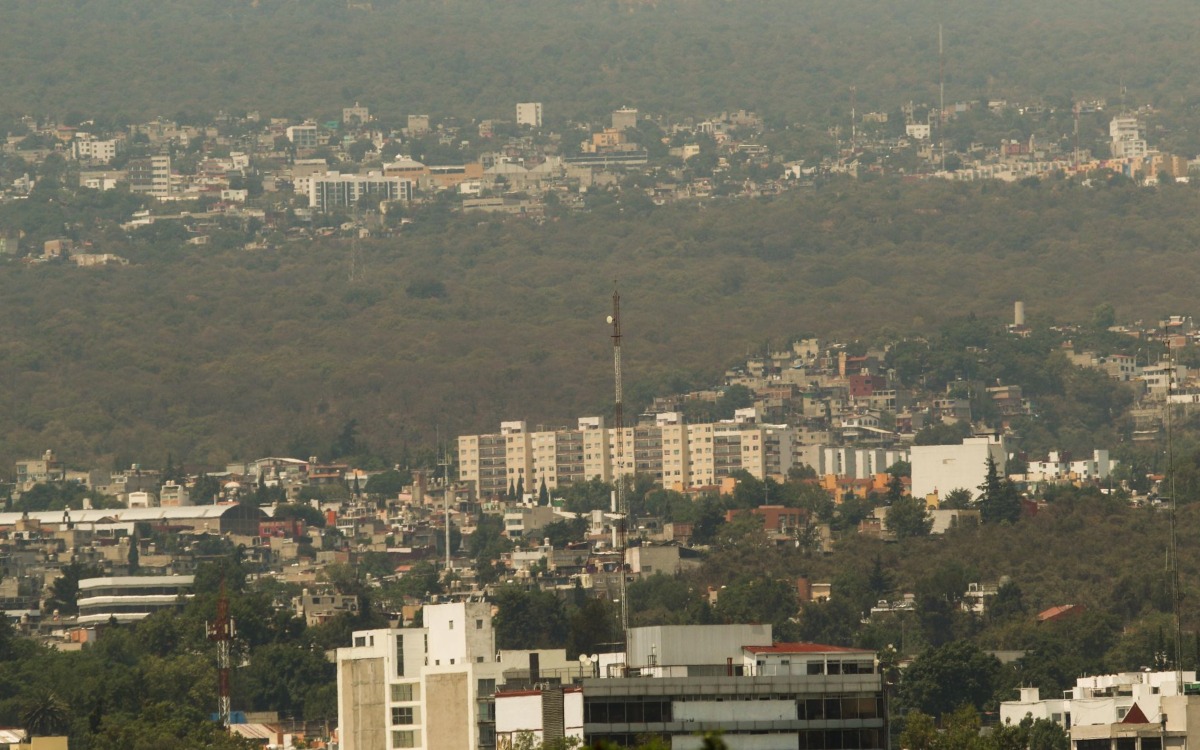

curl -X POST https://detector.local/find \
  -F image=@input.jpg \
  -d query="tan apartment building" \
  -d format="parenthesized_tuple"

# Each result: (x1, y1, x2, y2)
(458, 411, 796, 498)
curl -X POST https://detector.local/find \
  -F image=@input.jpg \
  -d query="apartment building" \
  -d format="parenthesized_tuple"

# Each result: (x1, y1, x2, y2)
(458, 411, 799, 497)
(128, 155, 171, 197)
(307, 172, 412, 211)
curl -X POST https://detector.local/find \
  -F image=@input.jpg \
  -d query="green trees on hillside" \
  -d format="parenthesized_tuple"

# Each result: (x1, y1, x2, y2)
(0, 178, 1188, 469)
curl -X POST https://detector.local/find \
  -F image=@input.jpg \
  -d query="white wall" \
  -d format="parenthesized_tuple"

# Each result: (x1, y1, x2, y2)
(495, 693, 543, 735)
(911, 437, 1006, 499)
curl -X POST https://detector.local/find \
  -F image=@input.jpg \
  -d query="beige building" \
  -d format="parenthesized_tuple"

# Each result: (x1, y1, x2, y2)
(337, 601, 577, 750)
(458, 411, 797, 498)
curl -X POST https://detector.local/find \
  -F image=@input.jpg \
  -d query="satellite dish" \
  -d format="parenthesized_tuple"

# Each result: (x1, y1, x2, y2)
(579, 654, 592, 666)
(590, 654, 600, 663)
(606, 316, 614, 324)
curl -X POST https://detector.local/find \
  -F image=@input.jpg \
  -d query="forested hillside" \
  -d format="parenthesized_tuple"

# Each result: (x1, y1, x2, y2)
(2, 0, 1200, 128)
(3, 177, 1200, 469)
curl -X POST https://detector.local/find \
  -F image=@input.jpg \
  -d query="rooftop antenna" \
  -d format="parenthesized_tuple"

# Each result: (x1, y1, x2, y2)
(206, 580, 236, 727)
(608, 286, 630, 659)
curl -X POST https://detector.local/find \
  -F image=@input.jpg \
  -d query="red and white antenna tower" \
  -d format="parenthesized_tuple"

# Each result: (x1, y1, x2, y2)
(608, 287, 629, 651)
(207, 581, 236, 727)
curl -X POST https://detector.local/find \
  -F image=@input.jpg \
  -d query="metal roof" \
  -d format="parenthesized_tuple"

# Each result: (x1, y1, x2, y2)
(0, 503, 259, 526)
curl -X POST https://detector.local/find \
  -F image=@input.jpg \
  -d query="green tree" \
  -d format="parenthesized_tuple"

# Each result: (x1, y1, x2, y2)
(366, 469, 412, 497)
(493, 586, 568, 649)
(714, 577, 797, 628)
(273, 502, 326, 528)
(979, 455, 1021, 524)
(242, 643, 336, 719)
(941, 487, 974, 510)
(45, 562, 105, 615)
(899, 641, 1002, 717)
(20, 689, 69, 738)
(567, 597, 618, 658)
(888, 494, 932, 539)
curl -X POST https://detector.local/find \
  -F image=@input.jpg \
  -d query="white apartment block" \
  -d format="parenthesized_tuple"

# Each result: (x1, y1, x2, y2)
(306, 172, 413, 211)
(71, 136, 122, 164)
(515, 102, 543, 129)
(1000, 671, 1199, 748)
(1024, 450, 1116, 483)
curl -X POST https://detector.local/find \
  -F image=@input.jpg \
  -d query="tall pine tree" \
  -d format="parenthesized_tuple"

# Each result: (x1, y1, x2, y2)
(978, 455, 1020, 524)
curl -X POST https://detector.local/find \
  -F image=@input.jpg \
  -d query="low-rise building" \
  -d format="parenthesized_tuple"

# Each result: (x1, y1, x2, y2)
(75, 575, 194, 625)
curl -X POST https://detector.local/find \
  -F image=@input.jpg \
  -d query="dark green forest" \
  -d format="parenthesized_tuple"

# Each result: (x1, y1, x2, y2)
(3, 176, 1200, 469)
(2, 0, 1200, 134)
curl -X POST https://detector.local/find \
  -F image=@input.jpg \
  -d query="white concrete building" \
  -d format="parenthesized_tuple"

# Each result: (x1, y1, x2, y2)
(1000, 671, 1197, 744)
(158, 481, 191, 507)
(911, 435, 1007, 500)
(337, 602, 581, 750)
(75, 575, 194, 624)
(286, 123, 321, 149)
(1025, 450, 1116, 483)
(515, 102, 543, 129)
(906, 123, 931, 140)
(494, 686, 583, 748)
(306, 172, 413, 211)
(71, 136, 122, 164)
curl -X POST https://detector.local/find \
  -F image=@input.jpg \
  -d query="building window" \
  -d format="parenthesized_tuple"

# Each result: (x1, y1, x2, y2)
(476, 619, 484, 629)
(478, 678, 497, 696)
(392, 706, 415, 725)
(396, 636, 405, 677)
(449, 620, 454, 630)
(391, 683, 416, 702)
(354, 636, 366, 647)
(392, 730, 416, 748)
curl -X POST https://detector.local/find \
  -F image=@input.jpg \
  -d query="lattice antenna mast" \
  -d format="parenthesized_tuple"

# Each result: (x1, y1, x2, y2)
(206, 580, 236, 727)
(438, 432, 452, 574)
(609, 287, 630, 650)
(1166, 330, 1184, 693)
(938, 23, 946, 172)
